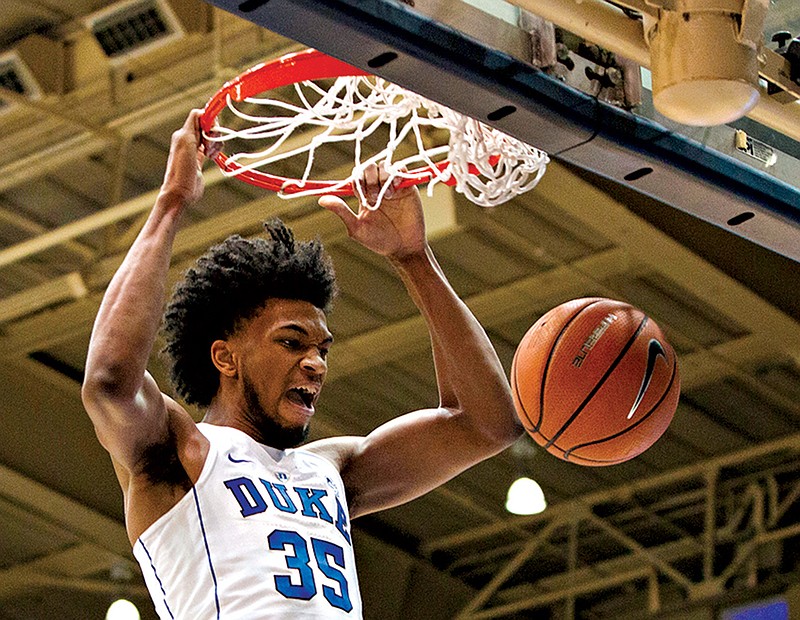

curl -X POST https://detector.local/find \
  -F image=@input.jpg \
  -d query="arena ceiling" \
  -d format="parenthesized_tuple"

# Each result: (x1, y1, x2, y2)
(0, 1, 798, 618)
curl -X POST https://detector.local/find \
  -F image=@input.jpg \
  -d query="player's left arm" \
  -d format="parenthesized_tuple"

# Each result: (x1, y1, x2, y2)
(317, 165, 523, 519)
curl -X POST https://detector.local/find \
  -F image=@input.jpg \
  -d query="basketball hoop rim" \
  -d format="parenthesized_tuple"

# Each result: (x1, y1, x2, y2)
(200, 48, 452, 195)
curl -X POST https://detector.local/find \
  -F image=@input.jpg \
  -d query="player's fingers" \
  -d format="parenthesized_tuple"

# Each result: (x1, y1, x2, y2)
(381, 166, 411, 201)
(202, 138, 223, 160)
(365, 164, 385, 207)
(185, 108, 202, 128)
(319, 195, 357, 233)
(171, 109, 203, 153)
(363, 162, 379, 186)
(363, 163, 380, 196)
(376, 162, 391, 186)
(186, 109, 206, 141)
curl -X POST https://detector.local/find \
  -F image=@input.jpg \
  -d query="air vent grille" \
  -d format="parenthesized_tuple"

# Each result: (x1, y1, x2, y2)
(0, 63, 27, 95)
(90, 0, 177, 58)
(0, 53, 42, 112)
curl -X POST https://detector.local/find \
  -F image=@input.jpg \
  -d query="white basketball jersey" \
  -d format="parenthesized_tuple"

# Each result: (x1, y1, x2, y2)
(133, 423, 363, 619)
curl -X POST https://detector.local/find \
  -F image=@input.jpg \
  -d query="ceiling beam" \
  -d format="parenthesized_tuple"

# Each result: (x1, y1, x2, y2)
(0, 28, 301, 195)
(0, 543, 140, 600)
(0, 569, 148, 599)
(0, 199, 94, 263)
(535, 165, 800, 348)
(0, 85, 118, 138)
(423, 431, 800, 555)
(0, 272, 87, 324)
(327, 246, 629, 381)
(1, 161, 795, 402)
(0, 463, 130, 557)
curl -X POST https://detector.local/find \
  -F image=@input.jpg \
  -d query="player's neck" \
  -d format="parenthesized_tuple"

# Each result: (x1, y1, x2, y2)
(202, 395, 247, 432)
(201, 409, 260, 442)
(201, 397, 272, 445)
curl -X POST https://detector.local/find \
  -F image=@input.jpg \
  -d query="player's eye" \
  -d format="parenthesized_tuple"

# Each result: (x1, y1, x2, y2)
(280, 338, 302, 350)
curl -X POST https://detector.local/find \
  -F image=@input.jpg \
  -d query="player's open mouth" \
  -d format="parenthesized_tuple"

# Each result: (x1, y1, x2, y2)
(285, 386, 318, 413)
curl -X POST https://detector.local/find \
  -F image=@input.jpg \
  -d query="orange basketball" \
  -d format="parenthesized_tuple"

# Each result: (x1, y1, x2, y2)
(511, 298, 680, 466)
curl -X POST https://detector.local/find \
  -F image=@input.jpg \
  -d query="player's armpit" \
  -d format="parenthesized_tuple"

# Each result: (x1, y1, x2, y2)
(106, 401, 209, 545)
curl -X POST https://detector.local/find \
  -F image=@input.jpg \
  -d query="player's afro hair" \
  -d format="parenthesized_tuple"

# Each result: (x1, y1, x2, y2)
(161, 219, 337, 407)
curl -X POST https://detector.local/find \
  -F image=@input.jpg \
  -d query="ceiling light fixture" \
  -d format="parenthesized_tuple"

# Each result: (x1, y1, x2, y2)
(106, 598, 140, 620)
(505, 476, 547, 516)
(644, 0, 768, 126)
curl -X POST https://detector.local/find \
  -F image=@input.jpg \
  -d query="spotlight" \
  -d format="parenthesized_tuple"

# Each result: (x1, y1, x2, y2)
(106, 598, 140, 620)
(645, 0, 766, 125)
(505, 477, 547, 515)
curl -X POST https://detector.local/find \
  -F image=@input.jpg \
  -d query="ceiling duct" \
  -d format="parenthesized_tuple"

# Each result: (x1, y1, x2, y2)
(86, 0, 198, 60)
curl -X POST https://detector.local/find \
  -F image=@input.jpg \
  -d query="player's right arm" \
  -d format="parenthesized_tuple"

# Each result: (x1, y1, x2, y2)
(82, 110, 209, 477)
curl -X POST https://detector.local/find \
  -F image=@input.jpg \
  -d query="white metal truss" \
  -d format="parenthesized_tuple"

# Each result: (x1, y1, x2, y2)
(425, 434, 800, 619)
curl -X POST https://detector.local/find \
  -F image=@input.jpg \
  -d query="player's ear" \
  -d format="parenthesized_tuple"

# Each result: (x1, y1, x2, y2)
(211, 340, 238, 377)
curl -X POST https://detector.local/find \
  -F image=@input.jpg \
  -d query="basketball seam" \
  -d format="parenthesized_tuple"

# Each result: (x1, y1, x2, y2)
(545, 444, 632, 465)
(544, 314, 650, 451)
(532, 299, 604, 433)
(511, 299, 602, 433)
(511, 377, 537, 434)
(511, 351, 537, 433)
(562, 352, 678, 460)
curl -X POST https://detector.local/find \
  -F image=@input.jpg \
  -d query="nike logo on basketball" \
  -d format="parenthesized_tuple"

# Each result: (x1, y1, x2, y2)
(627, 339, 667, 420)
(228, 453, 253, 464)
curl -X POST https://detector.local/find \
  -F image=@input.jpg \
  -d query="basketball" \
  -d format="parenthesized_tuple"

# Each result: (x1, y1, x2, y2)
(511, 298, 680, 466)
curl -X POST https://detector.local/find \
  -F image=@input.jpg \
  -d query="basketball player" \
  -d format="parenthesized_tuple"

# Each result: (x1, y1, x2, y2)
(82, 109, 522, 618)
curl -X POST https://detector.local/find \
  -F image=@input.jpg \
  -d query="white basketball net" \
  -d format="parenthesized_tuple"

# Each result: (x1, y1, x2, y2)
(205, 76, 549, 209)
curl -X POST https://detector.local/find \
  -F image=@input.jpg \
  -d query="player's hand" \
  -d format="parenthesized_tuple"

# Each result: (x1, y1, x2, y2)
(160, 109, 217, 207)
(318, 163, 427, 260)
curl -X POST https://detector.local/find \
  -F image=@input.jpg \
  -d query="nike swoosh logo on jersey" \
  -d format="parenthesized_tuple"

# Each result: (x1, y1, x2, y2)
(228, 453, 253, 464)
(627, 338, 667, 420)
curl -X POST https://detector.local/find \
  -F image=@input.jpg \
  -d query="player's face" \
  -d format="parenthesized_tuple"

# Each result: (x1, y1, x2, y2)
(233, 298, 332, 448)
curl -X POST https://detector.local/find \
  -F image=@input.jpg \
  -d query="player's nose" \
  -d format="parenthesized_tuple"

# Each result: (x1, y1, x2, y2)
(301, 350, 327, 375)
